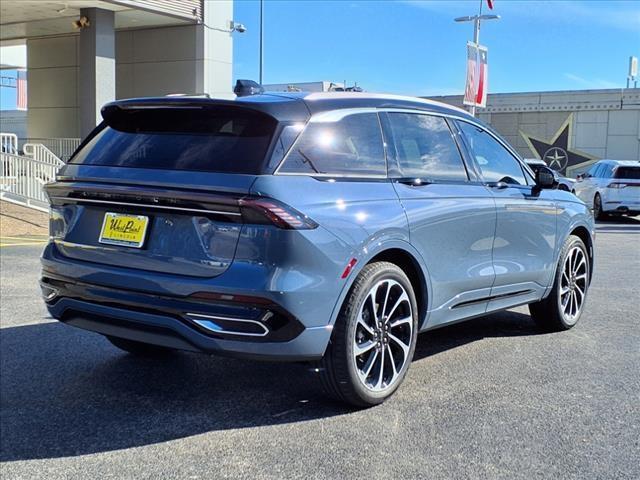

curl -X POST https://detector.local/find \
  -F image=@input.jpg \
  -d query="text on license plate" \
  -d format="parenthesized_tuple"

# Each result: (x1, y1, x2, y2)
(99, 212, 149, 248)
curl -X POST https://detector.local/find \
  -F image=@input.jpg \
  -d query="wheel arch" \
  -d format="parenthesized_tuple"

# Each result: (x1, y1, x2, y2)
(570, 225, 594, 285)
(328, 241, 431, 330)
(367, 248, 428, 329)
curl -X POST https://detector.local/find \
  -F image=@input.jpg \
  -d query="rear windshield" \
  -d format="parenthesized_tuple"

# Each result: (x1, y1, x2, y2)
(70, 107, 278, 174)
(614, 166, 640, 179)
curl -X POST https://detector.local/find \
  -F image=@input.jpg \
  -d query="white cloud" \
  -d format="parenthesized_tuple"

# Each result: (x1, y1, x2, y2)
(402, 0, 640, 32)
(563, 73, 621, 89)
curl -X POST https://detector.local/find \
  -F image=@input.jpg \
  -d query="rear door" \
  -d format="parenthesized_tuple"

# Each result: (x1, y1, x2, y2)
(574, 163, 601, 203)
(48, 103, 283, 278)
(382, 112, 497, 328)
(456, 120, 557, 309)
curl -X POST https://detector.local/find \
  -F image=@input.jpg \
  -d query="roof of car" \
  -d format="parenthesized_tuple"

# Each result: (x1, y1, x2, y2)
(597, 159, 640, 166)
(104, 92, 475, 124)
(524, 158, 546, 165)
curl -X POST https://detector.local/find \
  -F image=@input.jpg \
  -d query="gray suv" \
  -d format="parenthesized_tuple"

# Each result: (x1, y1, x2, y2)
(42, 92, 595, 406)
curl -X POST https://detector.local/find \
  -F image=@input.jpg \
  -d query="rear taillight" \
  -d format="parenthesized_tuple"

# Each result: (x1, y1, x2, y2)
(607, 182, 625, 189)
(239, 198, 318, 230)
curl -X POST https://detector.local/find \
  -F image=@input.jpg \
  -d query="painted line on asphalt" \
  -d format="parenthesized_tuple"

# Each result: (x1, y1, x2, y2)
(0, 242, 47, 248)
(0, 236, 48, 242)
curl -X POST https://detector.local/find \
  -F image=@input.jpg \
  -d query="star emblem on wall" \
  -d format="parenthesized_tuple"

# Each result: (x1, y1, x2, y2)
(520, 114, 597, 175)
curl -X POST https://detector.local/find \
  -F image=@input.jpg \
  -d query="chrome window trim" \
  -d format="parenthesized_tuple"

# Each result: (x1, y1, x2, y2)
(273, 109, 388, 178)
(273, 106, 532, 182)
(382, 110, 473, 182)
(452, 116, 536, 184)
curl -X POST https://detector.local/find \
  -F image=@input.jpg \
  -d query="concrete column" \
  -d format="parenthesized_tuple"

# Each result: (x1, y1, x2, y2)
(79, 8, 115, 138)
(195, 0, 233, 97)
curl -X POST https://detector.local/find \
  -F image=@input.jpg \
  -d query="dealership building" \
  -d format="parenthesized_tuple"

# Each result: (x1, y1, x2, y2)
(0, 0, 234, 140)
(428, 88, 640, 176)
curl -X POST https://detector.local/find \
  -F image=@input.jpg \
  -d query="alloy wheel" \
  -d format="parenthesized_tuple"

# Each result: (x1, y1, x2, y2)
(352, 279, 413, 392)
(558, 245, 588, 325)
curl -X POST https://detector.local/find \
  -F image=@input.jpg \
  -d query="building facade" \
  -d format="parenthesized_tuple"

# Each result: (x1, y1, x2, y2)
(428, 88, 640, 176)
(1, 0, 234, 140)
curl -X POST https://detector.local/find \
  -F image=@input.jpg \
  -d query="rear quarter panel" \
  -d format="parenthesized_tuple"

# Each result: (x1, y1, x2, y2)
(250, 175, 421, 327)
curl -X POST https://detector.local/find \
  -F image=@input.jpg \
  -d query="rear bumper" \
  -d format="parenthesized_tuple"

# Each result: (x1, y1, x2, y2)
(602, 201, 640, 215)
(42, 275, 332, 361)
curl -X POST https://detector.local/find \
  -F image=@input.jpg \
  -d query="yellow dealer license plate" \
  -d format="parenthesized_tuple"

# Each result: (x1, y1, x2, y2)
(99, 212, 149, 248)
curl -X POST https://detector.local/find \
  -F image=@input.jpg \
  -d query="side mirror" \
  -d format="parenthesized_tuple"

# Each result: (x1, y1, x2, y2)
(536, 165, 556, 189)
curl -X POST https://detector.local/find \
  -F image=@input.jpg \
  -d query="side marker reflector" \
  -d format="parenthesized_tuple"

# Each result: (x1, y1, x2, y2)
(341, 258, 358, 279)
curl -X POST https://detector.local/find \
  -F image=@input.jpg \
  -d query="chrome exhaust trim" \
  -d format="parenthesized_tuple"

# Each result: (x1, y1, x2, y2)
(185, 312, 270, 337)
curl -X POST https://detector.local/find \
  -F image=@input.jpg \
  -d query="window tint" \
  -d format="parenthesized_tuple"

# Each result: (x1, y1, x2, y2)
(615, 166, 640, 179)
(279, 113, 386, 175)
(458, 121, 527, 185)
(604, 163, 614, 178)
(586, 163, 600, 177)
(593, 164, 606, 178)
(387, 113, 467, 181)
(70, 108, 277, 174)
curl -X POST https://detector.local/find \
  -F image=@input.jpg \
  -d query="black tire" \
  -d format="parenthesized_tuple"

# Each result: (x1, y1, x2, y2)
(529, 235, 590, 332)
(558, 184, 569, 192)
(594, 193, 607, 220)
(318, 262, 418, 407)
(106, 335, 174, 356)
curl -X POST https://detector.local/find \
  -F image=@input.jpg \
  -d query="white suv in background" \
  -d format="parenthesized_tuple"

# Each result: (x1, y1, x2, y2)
(574, 160, 640, 219)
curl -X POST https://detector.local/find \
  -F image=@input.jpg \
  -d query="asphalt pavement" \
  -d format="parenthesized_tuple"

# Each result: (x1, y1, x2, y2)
(1, 218, 638, 479)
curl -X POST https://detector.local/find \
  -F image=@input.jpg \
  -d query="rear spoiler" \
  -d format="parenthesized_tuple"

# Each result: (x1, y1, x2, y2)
(101, 96, 310, 126)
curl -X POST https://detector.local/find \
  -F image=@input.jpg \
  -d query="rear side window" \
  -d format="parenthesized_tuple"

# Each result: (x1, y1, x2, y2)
(278, 112, 386, 176)
(458, 121, 527, 185)
(70, 107, 277, 174)
(601, 164, 615, 178)
(386, 113, 467, 181)
(614, 166, 640, 179)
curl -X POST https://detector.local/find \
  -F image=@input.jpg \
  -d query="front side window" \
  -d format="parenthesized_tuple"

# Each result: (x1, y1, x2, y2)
(386, 113, 468, 181)
(458, 121, 527, 186)
(586, 163, 600, 177)
(278, 112, 386, 176)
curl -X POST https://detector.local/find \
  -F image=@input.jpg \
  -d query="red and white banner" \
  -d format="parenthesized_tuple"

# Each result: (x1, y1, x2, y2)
(16, 69, 27, 111)
(463, 42, 488, 108)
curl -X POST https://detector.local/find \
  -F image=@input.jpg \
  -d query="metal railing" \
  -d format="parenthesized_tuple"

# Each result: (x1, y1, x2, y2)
(1, 132, 18, 155)
(23, 143, 65, 166)
(22, 137, 81, 162)
(1, 151, 63, 212)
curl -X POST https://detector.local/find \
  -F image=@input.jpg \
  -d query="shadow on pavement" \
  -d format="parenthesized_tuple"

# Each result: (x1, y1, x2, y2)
(1, 310, 542, 461)
(595, 215, 640, 233)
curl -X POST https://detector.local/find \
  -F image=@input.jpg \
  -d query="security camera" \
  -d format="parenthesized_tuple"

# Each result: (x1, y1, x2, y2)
(72, 16, 90, 30)
(230, 22, 246, 33)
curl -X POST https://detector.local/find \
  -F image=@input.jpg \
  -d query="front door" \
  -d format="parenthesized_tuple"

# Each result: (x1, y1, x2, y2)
(457, 120, 557, 312)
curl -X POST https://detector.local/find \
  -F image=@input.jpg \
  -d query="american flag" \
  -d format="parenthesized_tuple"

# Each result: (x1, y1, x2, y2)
(463, 43, 489, 108)
(16, 69, 27, 110)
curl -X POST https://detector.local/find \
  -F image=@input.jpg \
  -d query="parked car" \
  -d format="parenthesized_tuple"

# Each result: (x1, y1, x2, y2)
(41, 93, 595, 407)
(524, 158, 575, 192)
(573, 160, 640, 219)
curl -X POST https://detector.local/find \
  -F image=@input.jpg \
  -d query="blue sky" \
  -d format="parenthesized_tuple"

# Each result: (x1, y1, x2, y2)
(1, 0, 638, 109)
(233, 0, 640, 95)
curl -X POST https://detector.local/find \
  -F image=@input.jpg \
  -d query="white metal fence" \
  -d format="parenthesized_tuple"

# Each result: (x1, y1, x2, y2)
(23, 143, 66, 166)
(1, 133, 18, 155)
(1, 151, 63, 212)
(22, 137, 80, 162)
